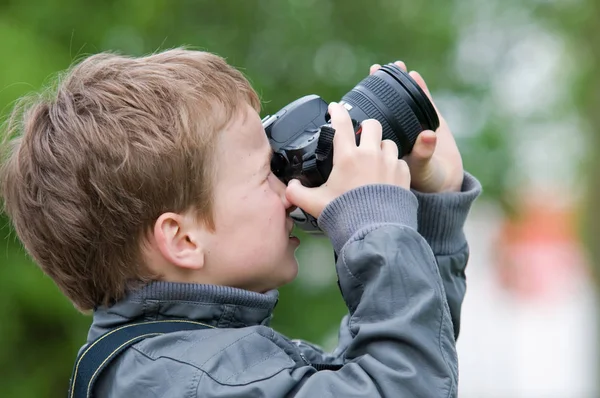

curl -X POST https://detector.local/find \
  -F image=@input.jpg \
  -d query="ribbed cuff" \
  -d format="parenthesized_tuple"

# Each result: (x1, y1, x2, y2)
(318, 184, 418, 254)
(411, 172, 482, 255)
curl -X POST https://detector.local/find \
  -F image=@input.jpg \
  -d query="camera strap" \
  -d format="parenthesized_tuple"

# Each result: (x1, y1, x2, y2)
(315, 125, 335, 160)
(68, 319, 342, 398)
(299, 125, 336, 186)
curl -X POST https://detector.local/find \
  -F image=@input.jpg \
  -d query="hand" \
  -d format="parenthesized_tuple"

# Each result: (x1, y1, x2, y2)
(286, 102, 411, 218)
(370, 61, 464, 193)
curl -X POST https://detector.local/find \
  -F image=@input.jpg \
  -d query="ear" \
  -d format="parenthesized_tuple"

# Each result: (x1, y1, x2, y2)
(153, 212, 206, 270)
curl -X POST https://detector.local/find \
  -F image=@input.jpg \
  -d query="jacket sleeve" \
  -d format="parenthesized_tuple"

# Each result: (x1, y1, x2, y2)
(280, 185, 459, 397)
(412, 172, 482, 339)
(294, 172, 482, 364)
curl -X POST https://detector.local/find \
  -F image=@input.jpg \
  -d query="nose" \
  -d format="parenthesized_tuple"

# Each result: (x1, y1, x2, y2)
(271, 174, 297, 213)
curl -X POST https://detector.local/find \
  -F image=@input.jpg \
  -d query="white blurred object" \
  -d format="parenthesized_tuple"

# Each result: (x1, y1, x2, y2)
(457, 200, 597, 398)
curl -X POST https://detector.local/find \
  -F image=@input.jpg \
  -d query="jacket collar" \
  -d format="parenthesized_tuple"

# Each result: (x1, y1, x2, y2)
(87, 281, 279, 342)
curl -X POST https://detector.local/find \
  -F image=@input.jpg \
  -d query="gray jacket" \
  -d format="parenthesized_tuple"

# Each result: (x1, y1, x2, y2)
(87, 173, 481, 397)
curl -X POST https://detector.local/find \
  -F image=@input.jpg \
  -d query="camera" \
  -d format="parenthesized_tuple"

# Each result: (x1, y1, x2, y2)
(262, 63, 439, 233)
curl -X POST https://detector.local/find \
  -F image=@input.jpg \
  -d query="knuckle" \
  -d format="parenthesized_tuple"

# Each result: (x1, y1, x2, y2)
(358, 145, 379, 157)
(361, 118, 382, 130)
(336, 153, 355, 167)
(382, 139, 398, 151)
(330, 106, 347, 121)
(335, 151, 351, 163)
(386, 155, 399, 168)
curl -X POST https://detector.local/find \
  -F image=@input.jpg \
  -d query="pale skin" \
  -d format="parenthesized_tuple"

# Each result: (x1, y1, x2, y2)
(144, 61, 464, 292)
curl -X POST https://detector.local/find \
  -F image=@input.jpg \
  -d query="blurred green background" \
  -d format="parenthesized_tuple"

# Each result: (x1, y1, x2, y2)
(1, 0, 598, 397)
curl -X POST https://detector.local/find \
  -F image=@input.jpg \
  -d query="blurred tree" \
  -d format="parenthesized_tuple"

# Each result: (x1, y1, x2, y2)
(524, 0, 600, 386)
(550, 0, 600, 389)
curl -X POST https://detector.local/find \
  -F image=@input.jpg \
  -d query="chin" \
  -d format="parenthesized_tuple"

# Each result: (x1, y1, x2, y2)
(272, 260, 299, 289)
(283, 260, 299, 284)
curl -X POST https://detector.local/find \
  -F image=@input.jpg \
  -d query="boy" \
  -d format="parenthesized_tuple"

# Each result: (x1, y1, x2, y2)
(0, 49, 480, 397)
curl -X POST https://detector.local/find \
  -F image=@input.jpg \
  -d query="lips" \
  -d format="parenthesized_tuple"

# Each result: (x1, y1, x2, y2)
(287, 218, 300, 245)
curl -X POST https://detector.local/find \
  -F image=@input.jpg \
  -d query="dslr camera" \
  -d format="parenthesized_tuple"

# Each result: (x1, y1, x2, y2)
(262, 63, 439, 233)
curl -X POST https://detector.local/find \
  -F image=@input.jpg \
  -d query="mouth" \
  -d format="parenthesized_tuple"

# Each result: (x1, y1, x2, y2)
(287, 218, 299, 242)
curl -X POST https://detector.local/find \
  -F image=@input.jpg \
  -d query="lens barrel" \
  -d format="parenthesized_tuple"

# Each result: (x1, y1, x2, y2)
(340, 63, 439, 157)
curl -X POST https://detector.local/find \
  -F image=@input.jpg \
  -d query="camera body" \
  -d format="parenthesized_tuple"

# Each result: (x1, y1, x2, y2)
(262, 63, 439, 233)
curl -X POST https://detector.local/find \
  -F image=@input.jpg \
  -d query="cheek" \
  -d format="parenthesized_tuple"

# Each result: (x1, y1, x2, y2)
(214, 181, 286, 235)
(231, 188, 282, 227)
(258, 194, 285, 227)
(251, 191, 288, 239)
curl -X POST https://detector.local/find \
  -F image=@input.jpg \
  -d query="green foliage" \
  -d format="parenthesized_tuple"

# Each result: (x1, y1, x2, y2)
(0, 0, 539, 396)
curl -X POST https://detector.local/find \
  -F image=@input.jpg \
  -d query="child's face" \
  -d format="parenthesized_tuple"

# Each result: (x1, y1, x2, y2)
(203, 104, 300, 292)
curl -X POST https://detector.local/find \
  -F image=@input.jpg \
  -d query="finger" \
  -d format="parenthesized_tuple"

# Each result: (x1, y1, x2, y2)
(381, 139, 399, 159)
(409, 71, 442, 118)
(409, 71, 432, 102)
(285, 179, 321, 218)
(358, 119, 383, 151)
(394, 61, 407, 72)
(398, 158, 410, 172)
(369, 64, 381, 75)
(404, 130, 436, 166)
(397, 159, 411, 187)
(328, 102, 356, 156)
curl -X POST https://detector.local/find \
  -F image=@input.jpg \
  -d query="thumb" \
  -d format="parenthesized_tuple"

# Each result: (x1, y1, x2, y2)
(286, 179, 322, 218)
(406, 130, 436, 167)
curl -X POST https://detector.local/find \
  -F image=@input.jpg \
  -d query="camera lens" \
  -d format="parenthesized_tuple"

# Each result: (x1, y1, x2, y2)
(340, 63, 439, 157)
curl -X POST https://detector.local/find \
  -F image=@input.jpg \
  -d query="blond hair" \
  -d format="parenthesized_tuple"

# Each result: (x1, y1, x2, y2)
(0, 48, 260, 311)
